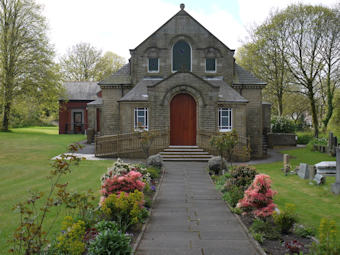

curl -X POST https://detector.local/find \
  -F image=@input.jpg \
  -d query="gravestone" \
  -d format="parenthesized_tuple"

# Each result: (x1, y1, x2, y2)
(298, 163, 309, 179)
(309, 165, 316, 181)
(328, 132, 338, 157)
(331, 147, 340, 195)
(313, 174, 325, 185)
(315, 161, 336, 176)
(283, 154, 290, 175)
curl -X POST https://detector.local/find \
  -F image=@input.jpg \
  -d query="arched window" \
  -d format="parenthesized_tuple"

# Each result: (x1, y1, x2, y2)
(172, 40, 191, 72)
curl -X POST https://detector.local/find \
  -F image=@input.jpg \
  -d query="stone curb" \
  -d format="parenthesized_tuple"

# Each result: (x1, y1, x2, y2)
(132, 166, 166, 254)
(207, 170, 267, 255)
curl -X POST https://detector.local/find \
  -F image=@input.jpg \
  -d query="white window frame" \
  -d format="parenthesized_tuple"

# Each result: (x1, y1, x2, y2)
(218, 107, 232, 132)
(147, 57, 159, 73)
(205, 58, 217, 73)
(134, 107, 148, 131)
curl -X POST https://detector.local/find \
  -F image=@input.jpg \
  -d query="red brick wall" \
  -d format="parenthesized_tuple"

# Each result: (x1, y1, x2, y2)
(59, 100, 92, 134)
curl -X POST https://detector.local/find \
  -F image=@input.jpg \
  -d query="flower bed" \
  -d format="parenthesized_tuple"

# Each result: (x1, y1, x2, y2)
(212, 165, 317, 255)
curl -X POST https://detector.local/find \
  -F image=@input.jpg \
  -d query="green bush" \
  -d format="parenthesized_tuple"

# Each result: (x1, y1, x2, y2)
(250, 219, 280, 240)
(273, 203, 297, 234)
(146, 167, 160, 179)
(271, 116, 296, 133)
(223, 186, 244, 207)
(224, 165, 258, 192)
(297, 134, 314, 144)
(293, 224, 315, 238)
(88, 221, 131, 255)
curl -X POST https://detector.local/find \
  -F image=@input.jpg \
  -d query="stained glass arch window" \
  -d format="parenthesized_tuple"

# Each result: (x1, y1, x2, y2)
(172, 40, 191, 72)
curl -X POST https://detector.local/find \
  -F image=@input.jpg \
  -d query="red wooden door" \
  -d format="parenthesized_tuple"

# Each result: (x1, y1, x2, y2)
(170, 93, 196, 145)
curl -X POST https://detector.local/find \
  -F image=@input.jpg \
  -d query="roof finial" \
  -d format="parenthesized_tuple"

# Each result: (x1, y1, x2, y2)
(180, 3, 185, 10)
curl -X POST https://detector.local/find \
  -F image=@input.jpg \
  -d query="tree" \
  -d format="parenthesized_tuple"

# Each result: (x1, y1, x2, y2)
(0, 0, 61, 131)
(60, 43, 126, 81)
(95, 51, 125, 81)
(278, 5, 336, 137)
(60, 42, 102, 81)
(210, 129, 238, 169)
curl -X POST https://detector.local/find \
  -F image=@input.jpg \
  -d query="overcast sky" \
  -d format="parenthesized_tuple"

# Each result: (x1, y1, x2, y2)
(37, 0, 338, 61)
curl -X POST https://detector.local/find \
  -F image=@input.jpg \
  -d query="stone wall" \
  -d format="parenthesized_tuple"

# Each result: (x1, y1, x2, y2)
(120, 102, 149, 133)
(267, 133, 297, 148)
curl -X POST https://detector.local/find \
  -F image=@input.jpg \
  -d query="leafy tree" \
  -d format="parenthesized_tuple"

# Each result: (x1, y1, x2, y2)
(95, 51, 125, 81)
(210, 129, 239, 169)
(60, 43, 125, 81)
(0, 0, 61, 131)
(282, 92, 310, 124)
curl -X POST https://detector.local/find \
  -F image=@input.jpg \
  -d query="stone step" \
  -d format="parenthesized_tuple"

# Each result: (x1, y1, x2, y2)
(161, 154, 212, 158)
(162, 158, 210, 162)
(164, 148, 204, 152)
(160, 151, 209, 155)
(168, 145, 199, 149)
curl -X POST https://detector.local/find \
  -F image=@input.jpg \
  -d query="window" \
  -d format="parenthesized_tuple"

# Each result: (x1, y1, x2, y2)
(206, 58, 216, 72)
(218, 108, 232, 131)
(134, 108, 148, 130)
(172, 40, 191, 72)
(148, 58, 159, 72)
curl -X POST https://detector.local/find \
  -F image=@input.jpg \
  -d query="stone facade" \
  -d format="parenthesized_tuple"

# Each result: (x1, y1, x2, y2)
(93, 5, 269, 158)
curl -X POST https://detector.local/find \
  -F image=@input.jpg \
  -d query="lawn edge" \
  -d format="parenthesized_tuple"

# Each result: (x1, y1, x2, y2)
(132, 166, 165, 254)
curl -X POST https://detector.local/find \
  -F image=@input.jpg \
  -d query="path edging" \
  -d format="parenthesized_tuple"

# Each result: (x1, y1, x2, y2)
(132, 166, 166, 254)
(207, 169, 267, 255)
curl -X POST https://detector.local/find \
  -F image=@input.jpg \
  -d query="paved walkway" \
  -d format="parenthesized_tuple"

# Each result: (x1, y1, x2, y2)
(136, 162, 259, 255)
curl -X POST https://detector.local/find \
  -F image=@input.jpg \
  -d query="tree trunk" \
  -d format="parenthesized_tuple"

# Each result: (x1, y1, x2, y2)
(308, 88, 319, 138)
(322, 71, 334, 130)
(277, 94, 283, 116)
(1, 100, 11, 131)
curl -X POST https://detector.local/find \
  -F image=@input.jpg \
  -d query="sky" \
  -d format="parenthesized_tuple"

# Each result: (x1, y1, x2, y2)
(37, 0, 339, 61)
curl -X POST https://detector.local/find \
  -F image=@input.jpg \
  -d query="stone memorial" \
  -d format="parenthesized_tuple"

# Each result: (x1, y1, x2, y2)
(298, 163, 309, 179)
(313, 174, 325, 185)
(309, 165, 316, 181)
(283, 154, 290, 175)
(315, 161, 336, 176)
(331, 147, 340, 195)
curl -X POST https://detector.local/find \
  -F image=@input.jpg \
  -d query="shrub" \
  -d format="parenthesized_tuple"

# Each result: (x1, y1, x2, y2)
(56, 216, 86, 255)
(273, 203, 297, 234)
(223, 186, 244, 208)
(310, 218, 340, 255)
(285, 240, 304, 254)
(271, 116, 296, 133)
(293, 224, 315, 238)
(224, 165, 258, 192)
(297, 133, 314, 144)
(101, 190, 148, 231)
(101, 171, 145, 197)
(250, 218, 280, 240)
(147, 166, 160, 179)
(215, 173, 231, 191)
(88, 221, 131, 255)
(237, 174, 276, 218)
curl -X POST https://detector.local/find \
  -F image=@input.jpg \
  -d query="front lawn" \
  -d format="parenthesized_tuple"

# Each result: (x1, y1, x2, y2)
(0, 127, 113, 253)
(254, 148, 340, 238)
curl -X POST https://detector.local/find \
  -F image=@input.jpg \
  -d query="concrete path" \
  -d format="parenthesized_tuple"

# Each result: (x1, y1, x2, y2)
(136, 162, 259, 255)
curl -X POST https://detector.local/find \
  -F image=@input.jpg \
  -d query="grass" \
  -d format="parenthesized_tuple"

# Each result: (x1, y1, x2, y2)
(0, 127, 113, 253)
(254, 147, 340, 239)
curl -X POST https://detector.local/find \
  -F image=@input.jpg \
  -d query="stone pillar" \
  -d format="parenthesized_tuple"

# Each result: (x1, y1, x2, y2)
(283, 154, 289, 175)
(331, 147, 340, 195)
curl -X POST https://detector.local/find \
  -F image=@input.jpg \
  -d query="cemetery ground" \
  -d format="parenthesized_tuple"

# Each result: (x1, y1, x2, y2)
(0, 127, 113, 252)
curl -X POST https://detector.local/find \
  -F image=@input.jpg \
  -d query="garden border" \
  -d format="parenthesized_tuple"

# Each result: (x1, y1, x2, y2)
(207, 171, 267, 255)
(132, 166, 166, 254)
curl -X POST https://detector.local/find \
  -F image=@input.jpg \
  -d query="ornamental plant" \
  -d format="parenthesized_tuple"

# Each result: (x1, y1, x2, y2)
(237, 174, 277, 218)
(273, 203, 297, 234)
(101, 170, 145, 197)
(224, 165, 258, 192)
(101, 190, 148, 231)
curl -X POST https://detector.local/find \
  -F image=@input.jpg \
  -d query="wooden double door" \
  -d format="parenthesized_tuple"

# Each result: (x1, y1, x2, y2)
(170, 93, 196, 145)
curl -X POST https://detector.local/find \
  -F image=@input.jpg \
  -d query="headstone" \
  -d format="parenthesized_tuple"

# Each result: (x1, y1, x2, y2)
(283, 154, 289, 175)
(331, 147, 340, 195)
(298, 163, 309, 179)
(314, 174, 326, 185)
(315, 161, 336, 176)
(309, 165, 316, 181)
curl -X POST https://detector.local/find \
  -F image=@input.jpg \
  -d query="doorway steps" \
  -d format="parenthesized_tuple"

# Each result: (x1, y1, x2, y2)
(160, 146, 212, 162)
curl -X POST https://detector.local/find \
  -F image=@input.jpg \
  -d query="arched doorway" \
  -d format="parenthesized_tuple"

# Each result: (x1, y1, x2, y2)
(170, 93, 196, 145)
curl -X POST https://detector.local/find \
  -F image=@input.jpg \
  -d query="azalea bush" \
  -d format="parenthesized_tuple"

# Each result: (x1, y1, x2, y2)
(101, 171, 145, 197)
(237, 174, 277, 218)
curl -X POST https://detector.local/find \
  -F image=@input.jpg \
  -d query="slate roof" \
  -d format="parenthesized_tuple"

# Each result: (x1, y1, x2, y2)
(60, 82, 100, 100)
(233, 64, 266, 85)
(207, 79, 248, 103)
(98, 64, 131, 85)
(87, 98, 103, 106)
(119, 79, 161, 101)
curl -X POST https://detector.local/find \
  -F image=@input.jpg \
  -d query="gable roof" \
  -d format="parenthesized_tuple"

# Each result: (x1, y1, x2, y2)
(119, 78, 161, 101)
(132, 8, 232, 53)
(60, 82, 100, 101)
(233, 64, 266, 85)
(98, 64, 131, 85)
(207, 79, 248, 103)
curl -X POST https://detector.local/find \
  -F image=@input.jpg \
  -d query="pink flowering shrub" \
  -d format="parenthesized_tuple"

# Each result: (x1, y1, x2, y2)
(101, 171, 145, 197)
(237, 174, 276, 218)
